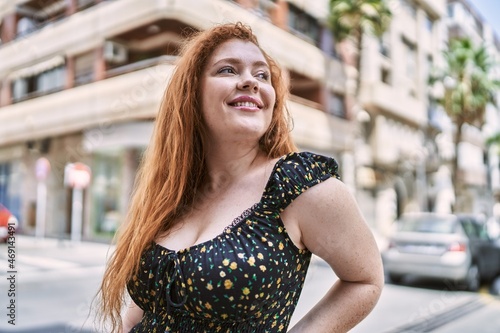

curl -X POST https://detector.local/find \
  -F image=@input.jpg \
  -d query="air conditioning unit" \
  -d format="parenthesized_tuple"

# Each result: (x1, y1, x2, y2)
(103, 41, 128, 64)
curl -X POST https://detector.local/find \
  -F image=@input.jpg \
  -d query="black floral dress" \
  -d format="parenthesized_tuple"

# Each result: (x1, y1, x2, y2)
(127, 152, 340, 333)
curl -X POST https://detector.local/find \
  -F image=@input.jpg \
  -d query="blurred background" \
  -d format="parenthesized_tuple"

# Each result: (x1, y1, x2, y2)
(0, 0, 500, 332)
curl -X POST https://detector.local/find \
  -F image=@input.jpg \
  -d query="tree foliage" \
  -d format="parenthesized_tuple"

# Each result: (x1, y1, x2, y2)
(430, 38, 500, 207)
(328, 0, 392, 42)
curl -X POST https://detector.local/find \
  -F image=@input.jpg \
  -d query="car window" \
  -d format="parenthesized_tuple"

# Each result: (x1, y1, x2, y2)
(398, 215, 457, 234)
(461, 218, 480, 239)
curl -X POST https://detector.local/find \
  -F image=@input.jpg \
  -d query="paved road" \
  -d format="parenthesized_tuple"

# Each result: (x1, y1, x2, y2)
(1, 235, 499, 332)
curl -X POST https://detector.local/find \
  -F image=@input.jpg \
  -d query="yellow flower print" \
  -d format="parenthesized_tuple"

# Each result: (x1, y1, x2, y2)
(187, 278, 192, 285)
(221, 314, 228, 320)
(206, 283, 213, 290)
(278, 242, 284, 250)
(224, 279, 233, 289)
(237, 253, 245, 259)
(230, 262, 238, 270)
(205, 302, 212, 310)
(200, 246, 206, 253)
(222, 259, 230, 266)
(220, 271, 226, 277)
(257, 253, 264, 260)
(247, 256, 255, 266)
(259, 265, 267, 272)
(242, 287, 250, 295)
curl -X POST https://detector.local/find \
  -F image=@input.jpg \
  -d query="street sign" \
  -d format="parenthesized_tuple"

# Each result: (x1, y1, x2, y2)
(35, 157, 51, 181)
(64, 162, 91, 189)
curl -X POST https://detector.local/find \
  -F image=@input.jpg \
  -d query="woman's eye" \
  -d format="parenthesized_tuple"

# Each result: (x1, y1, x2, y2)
(218, 67, 236, 74)
(256, 72, 270, 81)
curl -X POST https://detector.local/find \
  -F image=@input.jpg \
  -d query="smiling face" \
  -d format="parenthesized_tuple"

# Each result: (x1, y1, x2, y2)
(200, 39, 276, 146)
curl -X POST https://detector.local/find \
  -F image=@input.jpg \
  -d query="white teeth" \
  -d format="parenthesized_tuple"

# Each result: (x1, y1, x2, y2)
(233, 101, 258, 108)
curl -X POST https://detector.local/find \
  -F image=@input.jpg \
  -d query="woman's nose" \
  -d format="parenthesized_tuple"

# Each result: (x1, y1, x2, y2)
(237, 75, 259, 92)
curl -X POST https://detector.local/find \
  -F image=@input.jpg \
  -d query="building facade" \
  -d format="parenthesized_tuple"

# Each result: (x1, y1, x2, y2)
(0, 0, 352, 241)
(444, 0, 500, 217)
(0, 0, 498, 242)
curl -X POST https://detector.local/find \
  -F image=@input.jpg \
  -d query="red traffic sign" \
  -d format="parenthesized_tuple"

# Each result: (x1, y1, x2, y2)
(64, 162, 91, 189)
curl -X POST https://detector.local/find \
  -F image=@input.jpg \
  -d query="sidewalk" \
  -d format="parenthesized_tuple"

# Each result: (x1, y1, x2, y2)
(0, 235, 113, 332)
(2, 235, 498, 332)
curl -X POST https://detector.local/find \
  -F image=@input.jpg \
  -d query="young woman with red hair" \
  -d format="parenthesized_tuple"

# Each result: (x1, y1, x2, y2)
(97, 22, 383, 333)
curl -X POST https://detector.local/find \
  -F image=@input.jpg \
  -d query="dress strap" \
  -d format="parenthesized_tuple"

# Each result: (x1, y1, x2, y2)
(261, 151, 340, 212)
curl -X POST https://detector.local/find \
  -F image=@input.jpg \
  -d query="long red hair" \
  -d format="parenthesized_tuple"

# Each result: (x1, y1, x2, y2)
(96, 22, 296, 332)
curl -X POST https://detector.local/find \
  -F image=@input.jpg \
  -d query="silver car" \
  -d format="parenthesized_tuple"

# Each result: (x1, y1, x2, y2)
(382, 213, 500, 291)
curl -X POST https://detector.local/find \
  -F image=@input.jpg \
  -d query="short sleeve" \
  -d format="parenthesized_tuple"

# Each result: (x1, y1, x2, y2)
(261, 151, 340, 212)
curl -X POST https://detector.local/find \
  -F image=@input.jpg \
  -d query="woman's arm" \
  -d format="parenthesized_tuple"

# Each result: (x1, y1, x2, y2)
(286, 177, 384, 333)
(121, 299, 144, 333)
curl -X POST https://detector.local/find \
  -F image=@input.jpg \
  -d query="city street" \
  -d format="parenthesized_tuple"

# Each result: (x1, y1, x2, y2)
(0, 235, 499, 332)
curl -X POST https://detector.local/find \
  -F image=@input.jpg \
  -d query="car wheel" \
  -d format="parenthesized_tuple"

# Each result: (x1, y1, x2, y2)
(459, 264, 480, 292)
(490, 276, 500, 296)
(388, 273, 403, 284)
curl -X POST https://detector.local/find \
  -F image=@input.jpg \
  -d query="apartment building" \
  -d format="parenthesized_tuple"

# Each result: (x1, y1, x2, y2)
(0, 0, 497, 242)
(0, 0, 351, 240)
(445, 0, 500, 217)
(355, 0, 449, 235)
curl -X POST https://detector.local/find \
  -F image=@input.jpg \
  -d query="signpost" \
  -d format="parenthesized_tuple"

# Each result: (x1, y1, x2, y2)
(64, 162, 91, 242)
(35, 157, 51, 239)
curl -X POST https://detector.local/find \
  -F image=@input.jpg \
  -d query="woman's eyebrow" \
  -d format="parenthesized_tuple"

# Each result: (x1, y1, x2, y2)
(212, 57, 269, 68)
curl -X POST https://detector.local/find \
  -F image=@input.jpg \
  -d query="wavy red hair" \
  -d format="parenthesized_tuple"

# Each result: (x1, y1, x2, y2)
(96, 22, 296, 332)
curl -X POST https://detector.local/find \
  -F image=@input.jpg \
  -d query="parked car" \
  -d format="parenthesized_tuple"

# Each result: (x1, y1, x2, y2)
(382, 212, 500, 291)
(0, 204, 18, 242)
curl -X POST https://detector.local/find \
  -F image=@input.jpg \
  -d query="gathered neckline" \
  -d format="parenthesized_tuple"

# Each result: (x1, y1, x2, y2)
(153, 152, 298, 254)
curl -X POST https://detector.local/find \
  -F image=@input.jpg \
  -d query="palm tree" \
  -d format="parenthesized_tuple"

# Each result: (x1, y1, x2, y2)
(487, 132, 500, 149)
(430, 38, 500, 207)
(327, 0, 392, 102)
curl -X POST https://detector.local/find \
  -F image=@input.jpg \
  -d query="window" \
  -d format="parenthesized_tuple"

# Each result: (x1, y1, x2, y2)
(379, 33, 391, 57)
(381, 67, 391, 85)
(74, 52, 95, 86)
(0, 162, 20, 222)
(288, 4, 320, 46)
(91, 152, 123, 235)
(11, 65, 65, 102)
(447, 4, 455, 18)
(16, 17, 37, 37)
(15, 0, 67, 38)
(328, 93, 346, 118)
(461, 219, 480, 239)
(401, 0, 417, 18)
(77, 0, 97, 10)
(423, 14, 433, 33)
(403, 38, 417, 81)
(424, 54, 433, 84)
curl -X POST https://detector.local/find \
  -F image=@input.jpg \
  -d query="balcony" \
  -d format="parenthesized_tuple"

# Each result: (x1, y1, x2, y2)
(0, 60, 174, 145)
(288, 96, 355, 152)
(415, 0, 447, 18)
(362, 81, 426, 127)
(0, 0, 331, 85)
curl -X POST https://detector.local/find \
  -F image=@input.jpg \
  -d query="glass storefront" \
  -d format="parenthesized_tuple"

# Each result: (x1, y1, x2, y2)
(90, 150, 123, 236)
(90, 147, 142, 239)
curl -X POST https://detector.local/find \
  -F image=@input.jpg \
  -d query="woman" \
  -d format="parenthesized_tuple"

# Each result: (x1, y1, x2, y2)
(97, 22, 383, 333)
